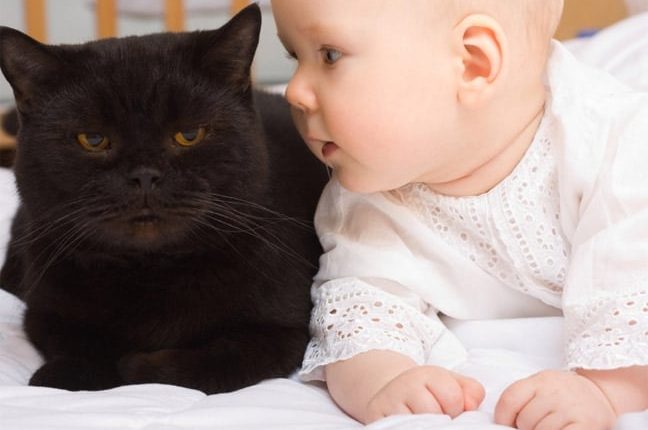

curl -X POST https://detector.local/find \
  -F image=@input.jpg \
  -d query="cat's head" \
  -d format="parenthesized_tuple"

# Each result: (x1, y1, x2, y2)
(0, 5, 266, 252)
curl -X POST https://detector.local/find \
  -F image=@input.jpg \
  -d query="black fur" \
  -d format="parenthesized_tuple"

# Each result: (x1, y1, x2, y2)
(0, 4, 327, 393)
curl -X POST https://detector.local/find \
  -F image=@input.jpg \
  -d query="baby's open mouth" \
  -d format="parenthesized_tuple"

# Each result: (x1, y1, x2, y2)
(322, 141, 338, 158)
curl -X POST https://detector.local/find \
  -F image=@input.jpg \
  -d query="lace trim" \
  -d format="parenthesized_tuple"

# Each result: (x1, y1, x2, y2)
(300, 279, 449, 381)
(566, 289, 648, 369)
(392, 114, 566, 308)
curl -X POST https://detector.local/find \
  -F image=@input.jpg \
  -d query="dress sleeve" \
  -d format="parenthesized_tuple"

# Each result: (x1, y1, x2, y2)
(561, 100, 648, 370)
(299, 180, 466, 381)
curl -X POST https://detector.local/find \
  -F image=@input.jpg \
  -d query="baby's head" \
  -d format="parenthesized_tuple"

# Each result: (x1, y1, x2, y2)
(272, 0, 563, 195)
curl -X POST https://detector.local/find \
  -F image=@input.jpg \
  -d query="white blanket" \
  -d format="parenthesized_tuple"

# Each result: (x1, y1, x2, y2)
(2, 14, 648, 429)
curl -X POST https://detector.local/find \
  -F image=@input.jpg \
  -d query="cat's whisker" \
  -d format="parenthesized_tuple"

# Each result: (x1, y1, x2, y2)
(11, 195, 107, 248)
(189, 192, 313, 230)
(199, 207, 316, 271)
(199, 201, 312, 239)
(15, 194, 103, 287)
(191, 217, 309, 284)
(201, 211, 270, 236)
(191, 219, 295, 287)
(190, 220, 249, 261)
(199, 209, 266, 234)
(41, 219, 95, 268)
(11, 206, 83, 247)
(190, 196, 314, 251)
(19, 216, 96, 297)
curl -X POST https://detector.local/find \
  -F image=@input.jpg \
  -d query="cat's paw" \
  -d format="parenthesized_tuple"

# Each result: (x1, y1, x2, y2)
(30, 357, 121, 391)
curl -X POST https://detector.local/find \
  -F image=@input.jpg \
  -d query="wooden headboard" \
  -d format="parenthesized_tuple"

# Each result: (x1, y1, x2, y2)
(556, 0, 628, 39)
(22, 0, 252, 41)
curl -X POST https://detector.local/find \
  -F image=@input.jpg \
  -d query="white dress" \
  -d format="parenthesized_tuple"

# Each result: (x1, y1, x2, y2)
(300, 41, 648, 382)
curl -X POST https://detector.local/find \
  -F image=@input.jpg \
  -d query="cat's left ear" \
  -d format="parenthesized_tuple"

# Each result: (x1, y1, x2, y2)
(196, 3, 261, 91)
(0, 26, 68, 111)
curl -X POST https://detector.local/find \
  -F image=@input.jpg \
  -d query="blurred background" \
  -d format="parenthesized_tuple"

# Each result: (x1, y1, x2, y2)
(0, 0, 647, 103)
(0, 0, 290, 102)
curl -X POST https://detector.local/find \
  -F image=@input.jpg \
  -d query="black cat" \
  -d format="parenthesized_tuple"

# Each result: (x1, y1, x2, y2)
(0, 4, 327, 393)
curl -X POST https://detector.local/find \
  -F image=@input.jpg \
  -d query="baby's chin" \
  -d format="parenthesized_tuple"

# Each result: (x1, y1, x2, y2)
(334, 171, 407, 194)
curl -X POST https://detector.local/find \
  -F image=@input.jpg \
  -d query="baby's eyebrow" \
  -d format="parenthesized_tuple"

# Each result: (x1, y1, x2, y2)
(276, 22, 344, 53)
(297, 22, 336, 37)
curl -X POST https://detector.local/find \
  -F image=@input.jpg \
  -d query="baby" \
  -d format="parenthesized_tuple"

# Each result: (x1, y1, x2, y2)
(271, 0, 648, 429)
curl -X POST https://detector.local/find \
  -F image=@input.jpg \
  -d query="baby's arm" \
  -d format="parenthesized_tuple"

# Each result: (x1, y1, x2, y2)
(578, 366, 648, 415)
(326, 350, 485, 424)
(307, 180, 484, 423)
(494, 366, 648, 430)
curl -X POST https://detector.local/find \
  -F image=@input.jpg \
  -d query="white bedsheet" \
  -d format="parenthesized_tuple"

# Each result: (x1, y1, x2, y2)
(2, 14, 648, 430)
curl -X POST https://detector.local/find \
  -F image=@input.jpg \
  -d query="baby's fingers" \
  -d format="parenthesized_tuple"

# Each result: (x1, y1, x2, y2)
(405, 389, 443, 416)
(456, 374, 486, 411)
(424, 372, 469, 418)
(494, 378, 536, 427)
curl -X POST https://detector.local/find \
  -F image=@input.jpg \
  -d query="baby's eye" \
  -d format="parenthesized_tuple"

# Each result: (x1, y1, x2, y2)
(320, 47, 342, 65)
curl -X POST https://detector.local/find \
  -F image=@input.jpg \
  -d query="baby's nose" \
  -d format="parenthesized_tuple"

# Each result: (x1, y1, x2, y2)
(285, 70, 318, 113)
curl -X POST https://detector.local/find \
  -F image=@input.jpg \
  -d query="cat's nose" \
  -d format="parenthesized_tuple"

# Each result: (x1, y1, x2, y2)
(128, 167, 161, 191)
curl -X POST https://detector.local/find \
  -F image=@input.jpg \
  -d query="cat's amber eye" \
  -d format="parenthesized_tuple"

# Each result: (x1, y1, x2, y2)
(77, 133, 110, 152)
(174, 128, 206, 147)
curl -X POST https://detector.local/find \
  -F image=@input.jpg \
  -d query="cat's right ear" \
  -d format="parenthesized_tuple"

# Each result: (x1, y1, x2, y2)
(195, 4, 262, 91)
(0, 27, 66, 111)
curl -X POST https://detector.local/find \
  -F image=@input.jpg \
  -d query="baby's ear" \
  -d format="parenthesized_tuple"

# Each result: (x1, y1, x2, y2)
(0, 27, 67, 110)
(453, 15, 506, 107)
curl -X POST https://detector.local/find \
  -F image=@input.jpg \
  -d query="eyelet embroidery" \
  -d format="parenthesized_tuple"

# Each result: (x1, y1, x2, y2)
(301, 280, 448, 380)
(394, 116, 567, 304)
(566, 289, 648, 369)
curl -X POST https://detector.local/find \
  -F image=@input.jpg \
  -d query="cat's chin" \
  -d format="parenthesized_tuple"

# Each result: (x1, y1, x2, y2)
(129, 221, 165, 244)
(97, 217, 191, 251)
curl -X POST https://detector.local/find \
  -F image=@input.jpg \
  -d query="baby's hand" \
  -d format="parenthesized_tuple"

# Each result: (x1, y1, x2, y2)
(494, 370, 617, 430)
(364, 365, 485, 423)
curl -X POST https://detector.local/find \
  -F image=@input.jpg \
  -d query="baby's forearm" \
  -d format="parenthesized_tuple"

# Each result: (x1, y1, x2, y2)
(577, 366, 648, 415)
(325, 350, 417, 422)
